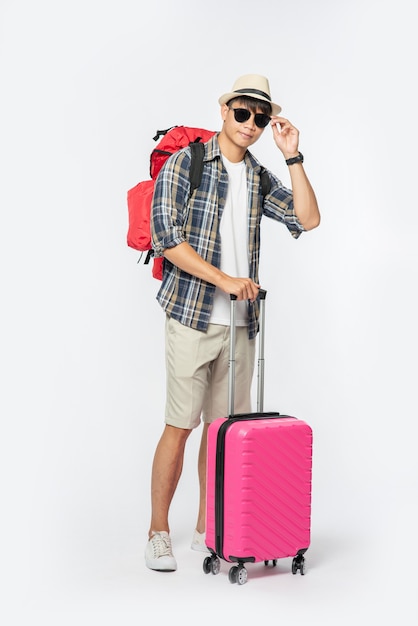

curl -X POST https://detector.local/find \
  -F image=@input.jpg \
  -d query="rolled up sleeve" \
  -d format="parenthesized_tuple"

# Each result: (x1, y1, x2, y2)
(151, 151, 191, 257)
(263, 175, 305, 239)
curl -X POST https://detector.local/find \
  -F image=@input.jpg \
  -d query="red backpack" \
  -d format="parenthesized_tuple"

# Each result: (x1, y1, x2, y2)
(126, 126, 216, 279)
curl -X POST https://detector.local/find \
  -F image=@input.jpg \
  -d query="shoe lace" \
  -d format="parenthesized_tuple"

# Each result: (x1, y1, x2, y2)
(152, 533, 173, 558)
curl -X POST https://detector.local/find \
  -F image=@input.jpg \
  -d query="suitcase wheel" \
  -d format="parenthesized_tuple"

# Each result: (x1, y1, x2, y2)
(264, 559, 277, 567)
(203, 555, 221, 576)
(228, 564, 248, 585)
(291, 555, 306, 575)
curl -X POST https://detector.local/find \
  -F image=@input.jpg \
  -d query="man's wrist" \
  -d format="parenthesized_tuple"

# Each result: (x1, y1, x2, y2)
(285, 152, 304, 166)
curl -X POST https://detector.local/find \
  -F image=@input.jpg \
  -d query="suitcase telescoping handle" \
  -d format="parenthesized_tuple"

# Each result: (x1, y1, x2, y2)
(228, 289, 267, 417)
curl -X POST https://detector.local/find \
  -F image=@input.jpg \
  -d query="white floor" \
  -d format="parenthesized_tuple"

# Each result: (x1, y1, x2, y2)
(5, 524, 415, 625)
(2, 425, 416, 626)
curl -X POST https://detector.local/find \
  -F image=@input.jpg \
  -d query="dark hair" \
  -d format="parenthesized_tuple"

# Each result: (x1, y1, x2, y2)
(226, 95, 272, 116)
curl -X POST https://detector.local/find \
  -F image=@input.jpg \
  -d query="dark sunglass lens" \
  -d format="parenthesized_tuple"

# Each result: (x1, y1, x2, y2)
(254, 114, 270, 128)
(231, 108, 270, 128)
(233, 108, 251, 123)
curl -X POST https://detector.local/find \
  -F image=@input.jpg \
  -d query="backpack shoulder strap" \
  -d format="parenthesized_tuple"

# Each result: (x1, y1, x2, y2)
(189, 143, 271, 197)
(260, 168, 271, 197)
(189, 141, 205, 193)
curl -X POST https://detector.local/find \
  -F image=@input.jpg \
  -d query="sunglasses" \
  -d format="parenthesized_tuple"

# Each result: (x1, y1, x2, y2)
(229, 107, 271, 129)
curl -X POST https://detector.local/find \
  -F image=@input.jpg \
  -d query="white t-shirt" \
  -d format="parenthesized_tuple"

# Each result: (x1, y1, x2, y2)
(210, 155, 249, 326)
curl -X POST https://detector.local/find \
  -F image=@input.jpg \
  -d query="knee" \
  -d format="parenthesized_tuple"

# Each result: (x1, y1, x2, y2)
(164, 424, 192, 446)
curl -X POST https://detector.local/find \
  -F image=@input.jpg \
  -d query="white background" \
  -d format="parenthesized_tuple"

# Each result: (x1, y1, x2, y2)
(1, 0, 417, 623)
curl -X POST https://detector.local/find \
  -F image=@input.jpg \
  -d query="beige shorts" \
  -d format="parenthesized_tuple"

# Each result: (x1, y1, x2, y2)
(165, 316, 256, 429)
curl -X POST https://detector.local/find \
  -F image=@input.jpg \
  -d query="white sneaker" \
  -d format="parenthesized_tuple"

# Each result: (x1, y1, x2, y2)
(145, 531, 177, 571)
(191, 529, 210, 553)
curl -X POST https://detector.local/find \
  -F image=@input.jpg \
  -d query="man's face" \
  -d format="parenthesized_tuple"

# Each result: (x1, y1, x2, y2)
(221, 100, 269, 149)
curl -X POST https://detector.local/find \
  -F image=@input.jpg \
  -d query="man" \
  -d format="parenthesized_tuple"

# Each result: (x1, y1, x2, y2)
(145, 74, 320, 571)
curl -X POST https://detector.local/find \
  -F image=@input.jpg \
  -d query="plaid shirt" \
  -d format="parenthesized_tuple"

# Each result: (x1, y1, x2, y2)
(151, 133, 304, 339)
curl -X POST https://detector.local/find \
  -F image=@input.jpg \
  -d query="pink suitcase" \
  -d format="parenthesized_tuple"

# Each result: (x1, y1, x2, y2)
(204, 290, 313, 585)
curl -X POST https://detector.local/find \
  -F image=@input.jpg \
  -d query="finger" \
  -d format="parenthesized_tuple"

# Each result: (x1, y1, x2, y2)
(250, 286, 260, 302)
(244, 283, 259, 302)
(271, 115, 286, 123)
(236, 283, 252, 301)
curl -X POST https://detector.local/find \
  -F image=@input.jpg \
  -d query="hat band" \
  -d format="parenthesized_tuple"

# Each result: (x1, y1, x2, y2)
(233, 88, 271, 102)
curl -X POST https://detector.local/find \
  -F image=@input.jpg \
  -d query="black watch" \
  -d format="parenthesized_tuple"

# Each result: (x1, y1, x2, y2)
(285, 152, 304, 166)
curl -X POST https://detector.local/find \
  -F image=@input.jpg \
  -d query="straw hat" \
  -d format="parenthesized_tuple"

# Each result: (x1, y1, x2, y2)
(218, 74, 281, 115)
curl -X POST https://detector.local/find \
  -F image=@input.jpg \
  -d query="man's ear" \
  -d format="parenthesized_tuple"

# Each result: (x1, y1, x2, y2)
(221, 103, 229, 123)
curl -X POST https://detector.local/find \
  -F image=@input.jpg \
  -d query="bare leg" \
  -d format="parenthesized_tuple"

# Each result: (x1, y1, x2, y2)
(195, 422, 210, 534)
(149, 424, 192, 537)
